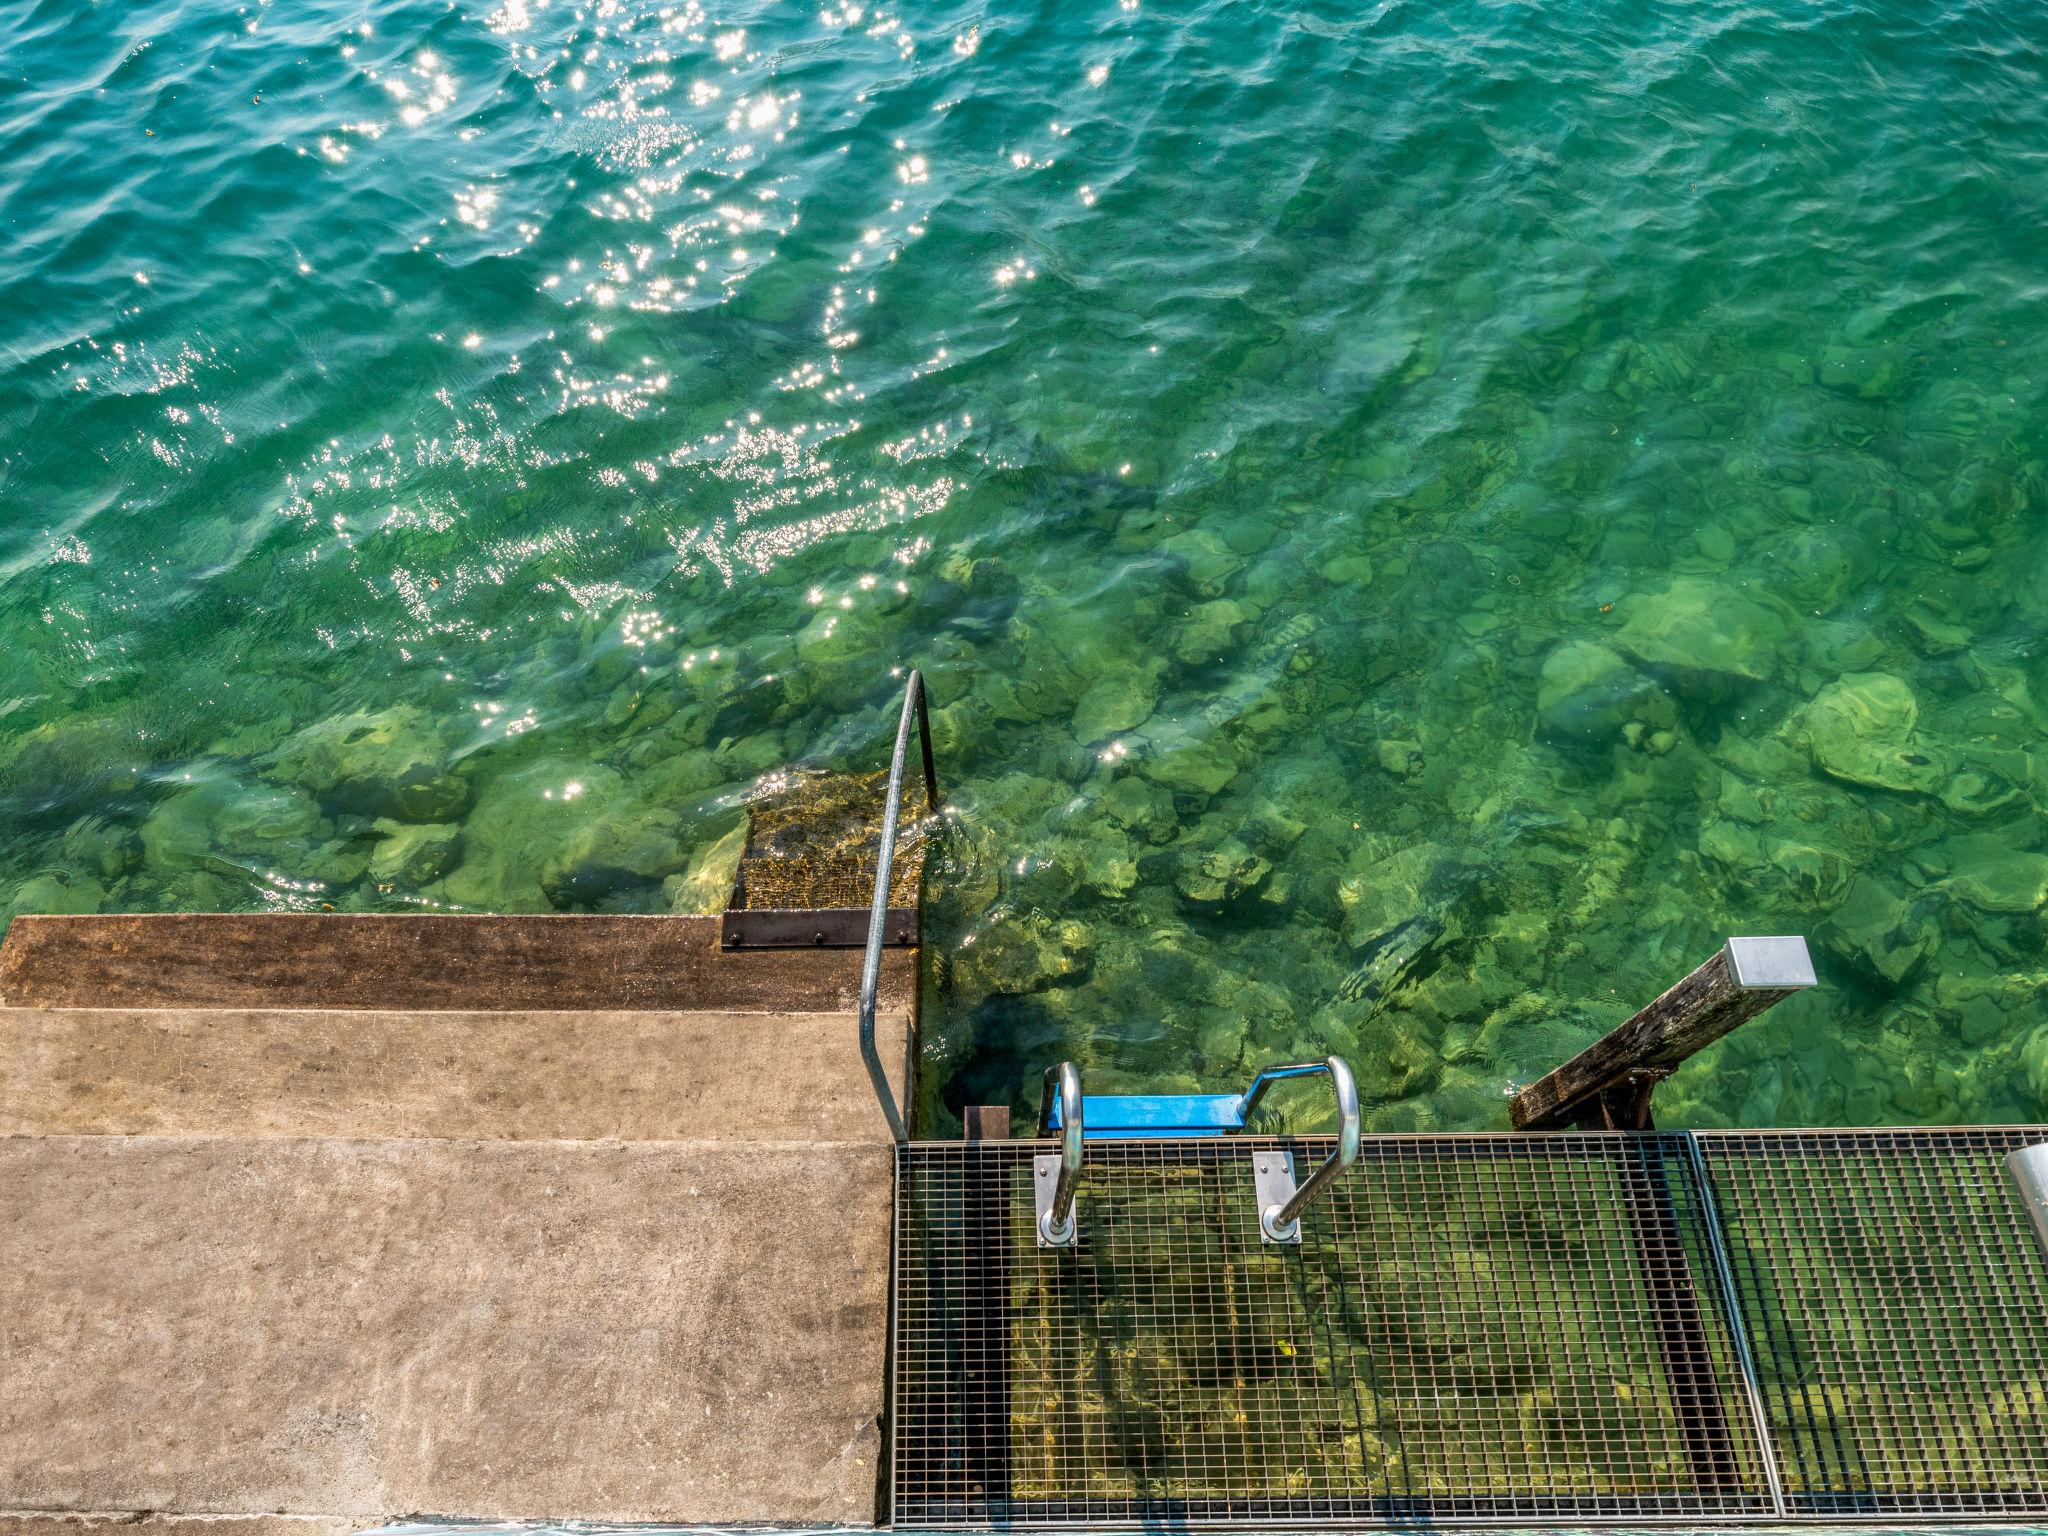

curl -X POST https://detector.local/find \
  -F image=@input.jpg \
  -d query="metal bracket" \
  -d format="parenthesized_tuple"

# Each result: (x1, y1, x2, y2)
(1035, 1154, 1077, 1248)
(722, 906, 917, 950)
(1254, 1150, 1303, 1243)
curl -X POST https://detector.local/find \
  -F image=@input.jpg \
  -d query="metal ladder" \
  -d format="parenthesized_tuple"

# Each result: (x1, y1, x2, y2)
(1032, 1056, 1360, 1247)
(856, 670, 1364, 1241)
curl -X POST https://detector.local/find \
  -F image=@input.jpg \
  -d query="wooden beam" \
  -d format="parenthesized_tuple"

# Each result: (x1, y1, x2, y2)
(1510, 936, 1816, 1131)
(962, 1104, 1011, 1141)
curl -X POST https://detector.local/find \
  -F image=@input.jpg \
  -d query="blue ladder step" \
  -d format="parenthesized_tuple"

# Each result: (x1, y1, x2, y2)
(1044, 1092, 1246, 1139)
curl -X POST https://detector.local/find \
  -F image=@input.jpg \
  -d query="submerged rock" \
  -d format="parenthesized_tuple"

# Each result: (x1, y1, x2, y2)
(1139, 734, 1240, 797)
(1943, 838, 2048, 913)
(1535, 641, 1674, 744)
(539, 807, 688, 908)
(664, 819, 748, 914)
(955, 911, 1095, 995)
(1819, 874, 1934, 986)
(1173, 836, 1271, 909)
(1072, 666, 1160, 742)
(1614, 577, 1783, 690)
(368, 820, 463, 888)
(270, 705, 471, 823)
(1799, 673, 1946, 793)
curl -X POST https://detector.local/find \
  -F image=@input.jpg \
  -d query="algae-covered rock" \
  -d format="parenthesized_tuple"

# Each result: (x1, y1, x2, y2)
(1160, 529, 1244, 594)
(6, 870, 106, 917)
(956, 911, 1095, 995)
(1338, 842, 1464, 953)
(1140, 734, 1240, 797)
(1099, 774, 1179, 843)
(0, 716, 155, 810)
(1171, 600, 1250, 665)
(61, 817, 143, 881)
(1174, 837, 1271, 909)
(270, 705, 471, 822)
(539, 805, 688, 908)
(664, 818, 748, 914)
(1943, 837, 2048, 913)
(1819, 874, 1934, 986)
(1800, 673, 1946, 793)
(1072, 666, 1160, 742)
(368, 820, 463, 888)
(1614, 577, 1783, 689)
(1535, 641, 1674, 743)
(1378, 739, 1423, 777)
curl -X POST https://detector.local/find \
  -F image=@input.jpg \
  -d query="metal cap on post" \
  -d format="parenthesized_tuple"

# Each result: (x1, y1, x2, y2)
(2008, 1144, 2048, 1263)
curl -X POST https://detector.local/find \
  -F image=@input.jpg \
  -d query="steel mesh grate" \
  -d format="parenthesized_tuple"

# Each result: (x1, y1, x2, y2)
(1695, 1127, 2048, 1518)
(891, 1136, 1773, 1528)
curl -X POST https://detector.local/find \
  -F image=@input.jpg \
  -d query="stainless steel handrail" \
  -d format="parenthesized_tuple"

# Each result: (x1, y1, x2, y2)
(1239, 1056, 1360, 1240)
(1036, 1061, 1083, 1244)
(860, 670, 940, 1145)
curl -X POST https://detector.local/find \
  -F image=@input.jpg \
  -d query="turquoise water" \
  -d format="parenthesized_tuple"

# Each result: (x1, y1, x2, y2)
(3, 0, 2046, 1133)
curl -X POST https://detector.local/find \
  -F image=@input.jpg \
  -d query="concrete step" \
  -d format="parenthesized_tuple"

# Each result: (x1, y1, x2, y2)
(1, 910, 915, 1530)
(0, 912, 915, 1012)
(0, 1006, 909, 1140)
(2, 1135, 891, 1524)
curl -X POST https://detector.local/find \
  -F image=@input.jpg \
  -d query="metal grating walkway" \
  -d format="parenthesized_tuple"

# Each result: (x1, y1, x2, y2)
(889, 1128, 2048, 1528)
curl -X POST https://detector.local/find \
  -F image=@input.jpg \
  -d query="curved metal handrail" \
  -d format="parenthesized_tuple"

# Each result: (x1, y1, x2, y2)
(1036, 1061, 1083, 1245)
(859, 670, 940, 1145)
(1239, 1055, 1360, 1240)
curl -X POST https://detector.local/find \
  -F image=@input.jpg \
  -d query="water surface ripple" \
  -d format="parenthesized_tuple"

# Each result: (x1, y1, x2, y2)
(3, 0, 2046, 1130)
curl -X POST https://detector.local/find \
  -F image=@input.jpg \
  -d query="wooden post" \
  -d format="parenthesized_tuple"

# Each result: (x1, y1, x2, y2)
(963, 1104, 1011, 1141)
(1510, 936, 1816, 1131)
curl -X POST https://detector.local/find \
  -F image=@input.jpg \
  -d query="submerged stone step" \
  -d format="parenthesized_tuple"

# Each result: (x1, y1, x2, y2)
(2, 1135, 891, 1524)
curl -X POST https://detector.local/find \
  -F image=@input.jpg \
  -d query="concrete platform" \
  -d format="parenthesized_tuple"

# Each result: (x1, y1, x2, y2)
(0, 913, 912, 1532)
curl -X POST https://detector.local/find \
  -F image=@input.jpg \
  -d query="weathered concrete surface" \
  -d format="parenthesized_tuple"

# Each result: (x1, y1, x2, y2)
(0, 1517, 372, 1536)
(0, 1007, 911, 1141)
(0, 914, 915, 1013)
(1, 1136, 893, 1523)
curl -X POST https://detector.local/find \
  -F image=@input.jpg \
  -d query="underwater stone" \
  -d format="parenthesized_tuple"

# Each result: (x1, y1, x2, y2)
(1242, 801, 1307, 857)
(664, 818, 748, 914)
(1800, 673, 1946, 793)
(368, 819, 463, 888)
(1819, 874, 1934, 986)
(956, 912, 1094, 996)
(1816, 344, 1903, 400)
(539, 806, 689, 909)
(6, 870, 106, 917)
(1318, 553, 1374, 585)
(1614, 577, 1782, 689)
(1159, 529, 1244, 595)
(1337, 842, 1446, 952)
(1943, 840, 2048, 914)
(270, 705, 471, 823)
(1072, 666, 1160, 742)
(61, 818, 143, 881)
(1098, 774, 1179, 843)
(1174, 837, 1271, 909)
(1139, 735, 1240, 798)
(1535, 641, 1673, 743)
(1171, 600, 1250, 665)
(1378, 739, 1423, 776)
